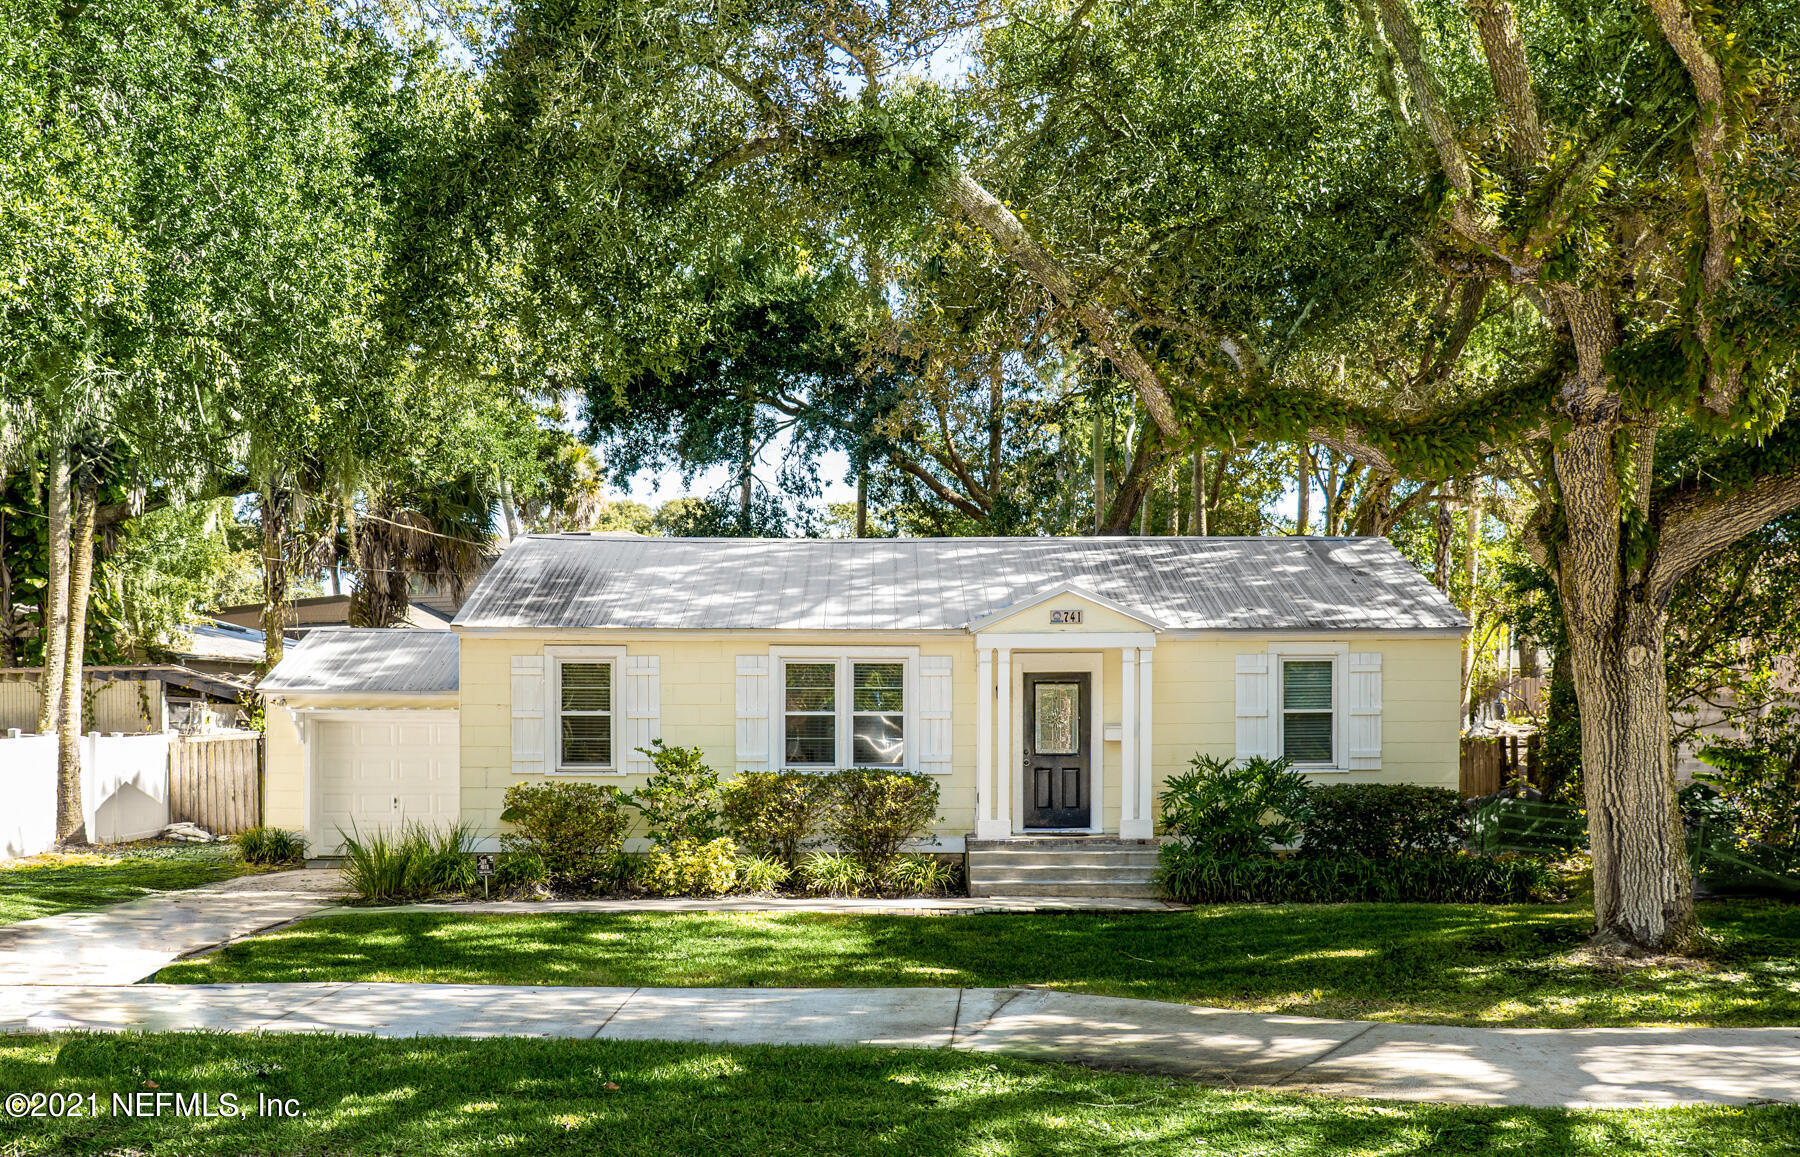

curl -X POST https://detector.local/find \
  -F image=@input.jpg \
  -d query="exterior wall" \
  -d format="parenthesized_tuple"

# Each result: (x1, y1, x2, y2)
(459, 628, 1463, 846)
(459, 633, 980, 847)
(261, 692, 459, 839)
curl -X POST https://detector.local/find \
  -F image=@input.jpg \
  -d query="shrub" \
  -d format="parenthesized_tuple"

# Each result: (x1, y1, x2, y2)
(720, 771, 827, 866)
(798, 851, 865, 896)
(1155, 845, 1562, 905)
(1159, 754, 1310, 856)
(734, 853, 792, 894)
(640, 837, 739, 897)
(340, 822, 475, 903)
(1300, 784, 1466, 858)
(234, 826, 306, 866)
(823, 770, 940, 887)
(500, 781, 630, 890)
(622, 740, 723, 844)
(492, 850, 549, 894)
(890, 854, 959, 896)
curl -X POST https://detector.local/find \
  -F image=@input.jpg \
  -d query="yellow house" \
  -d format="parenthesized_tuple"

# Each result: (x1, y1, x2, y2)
(260, 534, 1466, 889)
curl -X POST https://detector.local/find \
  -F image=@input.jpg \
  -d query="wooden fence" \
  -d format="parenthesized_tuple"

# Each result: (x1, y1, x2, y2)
(1459, 733, 1540, 799)
(170, 730, 262, 835)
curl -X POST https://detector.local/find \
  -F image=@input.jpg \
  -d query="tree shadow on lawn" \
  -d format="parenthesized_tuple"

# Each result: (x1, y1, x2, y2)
(3, 1033, 1793, 1157)
(155, 901, 1800, 1027)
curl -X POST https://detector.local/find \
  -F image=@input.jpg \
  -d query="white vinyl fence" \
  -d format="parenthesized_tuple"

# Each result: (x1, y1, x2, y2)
(1, 730, 176, 858)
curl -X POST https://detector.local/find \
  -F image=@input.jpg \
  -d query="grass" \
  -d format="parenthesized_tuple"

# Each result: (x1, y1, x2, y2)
(0, 844, 246, 926)
(154, 899, 1800, 1028)
(0, 1033, 1795, 1156)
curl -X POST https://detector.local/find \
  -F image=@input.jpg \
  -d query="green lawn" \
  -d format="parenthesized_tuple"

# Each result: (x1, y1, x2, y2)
(154, 900, 1800, 1028)
(1, 1033, 1794, 1156)
(0, 845, 245, 926)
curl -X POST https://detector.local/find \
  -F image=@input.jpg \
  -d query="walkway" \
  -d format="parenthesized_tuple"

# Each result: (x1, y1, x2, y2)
(0, 981, 1794, 1108)
(2, 875, 1797, 1109)
(0, 869, 343, 985)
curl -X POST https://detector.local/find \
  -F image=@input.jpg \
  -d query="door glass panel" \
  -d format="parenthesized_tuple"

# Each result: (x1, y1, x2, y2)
(1034, 682, 1079, 754)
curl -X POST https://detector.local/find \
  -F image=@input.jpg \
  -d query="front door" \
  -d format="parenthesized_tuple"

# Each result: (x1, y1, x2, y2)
(1023, 673, 1091, 828)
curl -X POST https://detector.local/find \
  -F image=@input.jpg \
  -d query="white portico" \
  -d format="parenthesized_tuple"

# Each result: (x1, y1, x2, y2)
(968, 584, 1163, 841)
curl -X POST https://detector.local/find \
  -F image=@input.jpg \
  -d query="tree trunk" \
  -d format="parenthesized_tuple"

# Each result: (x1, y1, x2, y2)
(498, 472, 523, 539)
(56, 484, 96, 844)
(1552, 292, 1694, 952)
(1190, 452, 1205, 535)
(0, 505, 14, 667)
(261, 488, 288, 671)
(38, 447, 71, 734)
(854, 470, 868, 538)
(1091, 403, 1106, 535)
(1433, 496, 1453, 592)
(1295, 445, 1311, 535)
(736, 403, 754, 534)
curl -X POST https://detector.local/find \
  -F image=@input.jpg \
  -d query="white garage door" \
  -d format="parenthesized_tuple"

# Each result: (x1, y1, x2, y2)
(314, 717, 459, 853)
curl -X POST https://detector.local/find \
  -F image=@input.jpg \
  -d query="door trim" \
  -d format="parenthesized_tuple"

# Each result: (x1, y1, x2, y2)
(1010, 653, 1105, 835)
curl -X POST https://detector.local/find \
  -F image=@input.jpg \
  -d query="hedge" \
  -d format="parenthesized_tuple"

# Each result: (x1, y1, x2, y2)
(1155, 845, 1562, 905)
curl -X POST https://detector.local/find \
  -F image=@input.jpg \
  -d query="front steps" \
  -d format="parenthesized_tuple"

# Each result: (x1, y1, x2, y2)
(965, 836, 1163, 899)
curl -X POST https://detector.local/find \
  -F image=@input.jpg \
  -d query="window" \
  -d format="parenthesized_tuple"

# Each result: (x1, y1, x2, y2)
(1281, 659, 1334, 765)
(784, 662, 837, 766)
(782, 658, 908, 769)
(558, 661, 614, 769)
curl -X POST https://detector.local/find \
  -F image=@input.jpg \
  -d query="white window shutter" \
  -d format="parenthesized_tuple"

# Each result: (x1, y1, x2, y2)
(1235, 653, 1273, 760)
(622, 656, 661, 774)
(1347, 652, 1383, 770)
(511, 655, 545, 774)
(916, 655, 953, 775)
(735, 655, 770, 770)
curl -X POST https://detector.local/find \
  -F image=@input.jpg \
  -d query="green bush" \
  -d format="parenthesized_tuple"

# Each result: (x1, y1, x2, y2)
(340, 822, 475, 903)
(823, 770, 940, 887)
(492, 851, 549, 894)
(1300, 784, 1466, 858)
(720, 771, 827, 866)
(1155, 845, 1562, 905)
(734, 853, 792, 894)
(622, 740, 722, 844)
(1159, 754, 1310, 856)
(640, 837, 739, 897)
(890, 854, 959, 896)
(798, 851, 865, 896)
(233, 826, 306, 866)
(500, 781, 630, 890)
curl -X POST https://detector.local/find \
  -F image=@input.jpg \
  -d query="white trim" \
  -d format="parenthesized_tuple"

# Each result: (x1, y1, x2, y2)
(1011, 652, 1106, 835)
(1127, 648, 1154, 839)
(1121, 649, 1137, 833)
(546, 645, 626, 775)
(975, 647, 1000, 837)
(994, 648, 1012, 836)
(964, 583, 1168, 633)
(974, 631, 1156, 650)
(769, 644, 922, 659)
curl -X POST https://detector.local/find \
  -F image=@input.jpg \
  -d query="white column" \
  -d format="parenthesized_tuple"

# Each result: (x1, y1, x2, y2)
(975, 646, 1003, 839)
(993, 648, 1012, 837)
(1119, 647, 1137, 837)
(1123, 647, 1155, 839)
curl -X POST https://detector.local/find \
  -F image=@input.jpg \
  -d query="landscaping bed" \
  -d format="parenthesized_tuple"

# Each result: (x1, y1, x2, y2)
(1, 1032, 1794, 1156)
(0, 843, 247, 926)
(153, 899, 1800, 1028)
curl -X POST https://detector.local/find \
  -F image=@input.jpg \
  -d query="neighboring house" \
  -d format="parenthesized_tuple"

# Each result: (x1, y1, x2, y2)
(215, 594, 452, 639)
(0, 665, 253, 735)
(260, 534, 1468, 862)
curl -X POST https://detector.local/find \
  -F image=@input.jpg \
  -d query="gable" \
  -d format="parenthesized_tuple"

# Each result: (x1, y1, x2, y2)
(967, 585, 1163, 635)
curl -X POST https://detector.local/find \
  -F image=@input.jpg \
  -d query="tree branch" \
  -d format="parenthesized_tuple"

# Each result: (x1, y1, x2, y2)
(1648, 470, 1800, 606)
(1466, 0, 1545, 164)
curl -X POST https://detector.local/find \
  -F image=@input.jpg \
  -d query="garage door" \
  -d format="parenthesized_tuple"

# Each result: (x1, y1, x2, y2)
(315, 717, 459, 853)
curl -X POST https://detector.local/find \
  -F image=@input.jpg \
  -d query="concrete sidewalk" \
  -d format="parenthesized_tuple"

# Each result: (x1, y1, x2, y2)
(0, 981, 1795, 1108)
(0, 870, 343, 985)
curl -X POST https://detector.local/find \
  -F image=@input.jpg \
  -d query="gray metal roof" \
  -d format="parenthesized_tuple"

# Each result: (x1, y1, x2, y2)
(258, 629, 460, 695)
(453, 535, 1467, 633)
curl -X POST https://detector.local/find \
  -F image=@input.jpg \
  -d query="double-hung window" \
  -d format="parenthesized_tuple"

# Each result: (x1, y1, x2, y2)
(782, 658, 908, 769)
(557, 659, 615, 771)
(1280, 659, 1335, 766)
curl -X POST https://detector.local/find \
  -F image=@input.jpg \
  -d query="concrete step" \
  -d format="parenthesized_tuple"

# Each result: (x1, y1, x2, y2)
(967, 880, 1163, 899)
(966, 863, 1157, 883)
(967, 851, 1162, 870)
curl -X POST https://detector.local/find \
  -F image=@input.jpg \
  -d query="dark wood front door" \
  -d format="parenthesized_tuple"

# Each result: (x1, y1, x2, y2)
(1023, 673, 1091, 828)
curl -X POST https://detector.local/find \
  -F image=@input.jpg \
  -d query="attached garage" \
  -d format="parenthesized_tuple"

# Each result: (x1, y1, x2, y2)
(258, 629, 461, 857)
